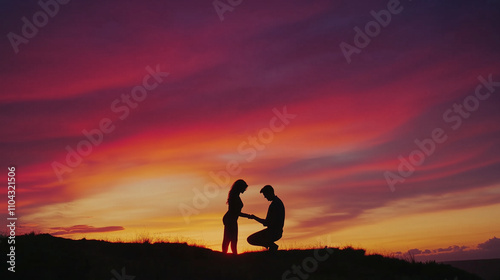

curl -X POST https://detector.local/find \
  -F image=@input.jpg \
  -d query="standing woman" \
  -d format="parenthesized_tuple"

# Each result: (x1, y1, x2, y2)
(222, 179, 251, 254)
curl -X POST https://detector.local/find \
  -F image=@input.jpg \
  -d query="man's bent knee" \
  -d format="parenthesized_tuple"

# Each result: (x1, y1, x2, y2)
(247, 232, 264, 246)
(247, 234, 255, 245)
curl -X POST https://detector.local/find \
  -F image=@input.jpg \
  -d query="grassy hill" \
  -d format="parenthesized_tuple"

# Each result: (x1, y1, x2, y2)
(443, 259, 500, 280)
(1, 233, 483, 280)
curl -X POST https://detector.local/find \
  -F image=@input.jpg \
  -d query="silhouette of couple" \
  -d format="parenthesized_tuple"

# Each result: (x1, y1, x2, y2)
(222, 179, 285, 255)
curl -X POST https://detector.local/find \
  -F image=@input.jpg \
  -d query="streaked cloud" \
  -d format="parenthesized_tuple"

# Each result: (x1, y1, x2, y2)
(0, 0, 499, 260)
(50, 225, 125, 236)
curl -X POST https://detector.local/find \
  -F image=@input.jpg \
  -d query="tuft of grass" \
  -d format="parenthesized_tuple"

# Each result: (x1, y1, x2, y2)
(401, 250, 418, 263)
(134, 231, 154, 244)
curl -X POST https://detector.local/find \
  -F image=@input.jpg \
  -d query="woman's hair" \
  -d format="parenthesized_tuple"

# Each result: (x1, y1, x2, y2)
(227, 179, 248, 204)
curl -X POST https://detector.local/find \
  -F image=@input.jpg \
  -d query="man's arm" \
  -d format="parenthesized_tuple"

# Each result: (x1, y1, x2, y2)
(249, 214, 267, 225)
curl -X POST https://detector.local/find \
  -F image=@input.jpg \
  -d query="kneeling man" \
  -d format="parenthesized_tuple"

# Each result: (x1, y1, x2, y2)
(247, 185, 285, 251)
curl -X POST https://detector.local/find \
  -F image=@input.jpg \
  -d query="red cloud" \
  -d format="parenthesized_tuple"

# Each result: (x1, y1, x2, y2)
(49, 225, 124, 236)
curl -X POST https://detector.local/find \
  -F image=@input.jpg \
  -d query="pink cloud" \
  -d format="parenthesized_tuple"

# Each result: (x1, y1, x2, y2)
(49, 225, 125, 236)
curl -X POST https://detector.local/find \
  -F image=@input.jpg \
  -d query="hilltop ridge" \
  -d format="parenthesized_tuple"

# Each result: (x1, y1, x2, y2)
(1, 233, 482, 280)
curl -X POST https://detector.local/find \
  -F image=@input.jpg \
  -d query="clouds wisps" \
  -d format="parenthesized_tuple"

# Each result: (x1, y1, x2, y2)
(0, 0, 499, 259)
(50, 225, 125, 236)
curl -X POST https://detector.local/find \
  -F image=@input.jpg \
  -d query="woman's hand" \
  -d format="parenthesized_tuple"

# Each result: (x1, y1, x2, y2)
(240, 213, 253, 219)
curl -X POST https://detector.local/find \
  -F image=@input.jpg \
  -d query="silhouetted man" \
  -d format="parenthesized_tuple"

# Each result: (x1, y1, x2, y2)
(247, 185, 285, 251)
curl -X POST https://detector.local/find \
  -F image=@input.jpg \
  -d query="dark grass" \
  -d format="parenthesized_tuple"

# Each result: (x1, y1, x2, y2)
(0, 233, 483, 280)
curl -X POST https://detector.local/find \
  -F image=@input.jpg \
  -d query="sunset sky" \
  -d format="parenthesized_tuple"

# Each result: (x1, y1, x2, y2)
(1, 0, 500, 261)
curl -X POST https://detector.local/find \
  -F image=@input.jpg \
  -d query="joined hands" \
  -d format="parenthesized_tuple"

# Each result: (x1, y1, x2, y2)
(242, 213, 256, 219)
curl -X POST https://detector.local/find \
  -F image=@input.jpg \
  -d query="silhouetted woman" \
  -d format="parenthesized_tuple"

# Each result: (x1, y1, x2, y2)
(222, 179, 251, 254)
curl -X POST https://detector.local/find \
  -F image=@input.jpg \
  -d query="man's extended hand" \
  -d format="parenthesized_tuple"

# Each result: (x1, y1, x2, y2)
(240, 213, 254, 219)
